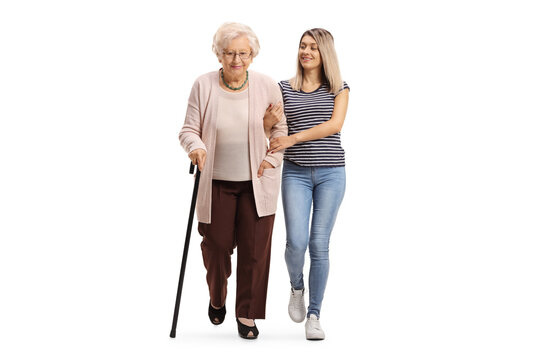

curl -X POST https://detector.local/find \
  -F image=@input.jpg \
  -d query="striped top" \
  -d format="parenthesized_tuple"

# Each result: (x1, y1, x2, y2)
(279, 80, 349, 167)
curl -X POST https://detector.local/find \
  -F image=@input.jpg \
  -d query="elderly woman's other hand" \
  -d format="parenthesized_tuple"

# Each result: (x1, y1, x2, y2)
(189, 148, 207, 171)
(263, 103, 283, 135)
(257, 160, 275, 178)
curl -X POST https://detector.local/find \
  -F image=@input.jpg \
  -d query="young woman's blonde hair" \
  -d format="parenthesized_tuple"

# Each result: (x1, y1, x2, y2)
(290, 28, 343, 95)
(212, 22, 260, 60)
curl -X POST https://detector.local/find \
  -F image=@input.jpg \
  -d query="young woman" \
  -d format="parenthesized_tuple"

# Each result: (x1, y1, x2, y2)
(267, 28, 349, 340)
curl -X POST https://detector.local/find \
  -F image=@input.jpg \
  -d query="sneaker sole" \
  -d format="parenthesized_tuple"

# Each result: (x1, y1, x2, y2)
(289, 313, 306, 323)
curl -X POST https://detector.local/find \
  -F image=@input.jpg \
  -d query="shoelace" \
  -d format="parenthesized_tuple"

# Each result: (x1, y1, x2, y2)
(308, 318, 322, 331)
(291, 291, 303, 310)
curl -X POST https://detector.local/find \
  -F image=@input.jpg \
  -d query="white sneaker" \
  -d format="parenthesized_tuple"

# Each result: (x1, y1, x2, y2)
(305, 314, 325, 340)
(288, 288, 306, 323)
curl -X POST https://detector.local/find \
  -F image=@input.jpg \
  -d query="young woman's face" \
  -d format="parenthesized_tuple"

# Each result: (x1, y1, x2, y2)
(298, 35, 321, 71)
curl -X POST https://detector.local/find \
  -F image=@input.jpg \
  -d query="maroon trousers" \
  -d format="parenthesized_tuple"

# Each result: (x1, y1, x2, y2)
(198, 180, 275, 319)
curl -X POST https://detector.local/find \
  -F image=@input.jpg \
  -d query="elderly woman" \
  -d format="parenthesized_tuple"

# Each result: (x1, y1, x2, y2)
(178, 22, 287, 340)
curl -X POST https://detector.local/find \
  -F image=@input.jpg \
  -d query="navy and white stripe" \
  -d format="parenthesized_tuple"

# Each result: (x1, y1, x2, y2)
(279, 80, 349, 167)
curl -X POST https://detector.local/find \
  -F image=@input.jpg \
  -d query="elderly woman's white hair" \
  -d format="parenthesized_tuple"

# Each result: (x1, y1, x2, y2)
(212, 22, 260, 59)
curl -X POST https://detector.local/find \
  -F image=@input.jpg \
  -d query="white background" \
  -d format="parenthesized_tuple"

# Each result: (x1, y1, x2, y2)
(1, 0, 539, 359)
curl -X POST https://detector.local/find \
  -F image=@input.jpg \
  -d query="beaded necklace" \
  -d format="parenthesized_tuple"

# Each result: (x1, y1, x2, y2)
(220, 68, 248, 91)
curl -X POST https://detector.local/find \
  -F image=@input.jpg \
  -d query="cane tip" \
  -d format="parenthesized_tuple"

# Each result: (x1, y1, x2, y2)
(170, 329, 176, 338)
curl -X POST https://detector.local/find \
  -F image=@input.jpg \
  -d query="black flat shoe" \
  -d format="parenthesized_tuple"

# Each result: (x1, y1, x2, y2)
(236, 318, 259, 339)
(208, 301, 226, 325)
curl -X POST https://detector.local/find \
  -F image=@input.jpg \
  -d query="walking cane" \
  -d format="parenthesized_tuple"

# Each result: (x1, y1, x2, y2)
(170, 162, 201, 338)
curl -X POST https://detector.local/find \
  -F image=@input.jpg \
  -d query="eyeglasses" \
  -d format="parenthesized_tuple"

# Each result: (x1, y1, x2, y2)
(222, 50, 252, 60)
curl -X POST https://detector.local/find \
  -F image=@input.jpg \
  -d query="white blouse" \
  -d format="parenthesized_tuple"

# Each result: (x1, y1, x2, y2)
(212, 86, 251, 181)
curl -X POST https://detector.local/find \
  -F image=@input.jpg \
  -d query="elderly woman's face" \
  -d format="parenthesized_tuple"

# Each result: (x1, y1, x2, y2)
(219, 36, 252, 79)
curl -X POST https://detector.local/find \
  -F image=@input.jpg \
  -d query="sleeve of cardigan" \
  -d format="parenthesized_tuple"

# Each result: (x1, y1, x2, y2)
(263, 82, 288, 168)
(178, 78, 207, 154)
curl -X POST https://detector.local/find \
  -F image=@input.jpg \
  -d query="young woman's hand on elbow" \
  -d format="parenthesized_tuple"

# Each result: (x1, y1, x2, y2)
(263, 103, 283, 135)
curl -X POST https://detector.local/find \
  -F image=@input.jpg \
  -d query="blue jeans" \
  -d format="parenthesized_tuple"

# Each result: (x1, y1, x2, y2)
(282, 160, 346, 318)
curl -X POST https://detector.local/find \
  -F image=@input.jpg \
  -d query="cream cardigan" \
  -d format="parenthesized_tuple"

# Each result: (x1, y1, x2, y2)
(179, 70, 288, 224)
